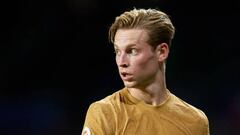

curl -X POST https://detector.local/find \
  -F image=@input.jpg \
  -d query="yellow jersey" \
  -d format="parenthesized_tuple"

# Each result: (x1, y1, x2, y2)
(82, 87, 209, 135)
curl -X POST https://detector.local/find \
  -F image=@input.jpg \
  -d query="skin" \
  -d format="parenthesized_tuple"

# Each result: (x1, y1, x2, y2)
(114, 29, 169, 106)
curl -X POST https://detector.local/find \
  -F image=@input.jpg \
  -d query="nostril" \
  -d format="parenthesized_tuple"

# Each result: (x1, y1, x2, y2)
(121, 63, 128, 67)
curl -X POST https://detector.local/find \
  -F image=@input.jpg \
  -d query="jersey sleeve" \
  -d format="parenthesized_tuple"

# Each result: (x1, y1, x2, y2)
(81, 102, 115, 135)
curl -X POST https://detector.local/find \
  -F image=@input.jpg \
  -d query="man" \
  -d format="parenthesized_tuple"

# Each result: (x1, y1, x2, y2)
(81, 8, 210, 135)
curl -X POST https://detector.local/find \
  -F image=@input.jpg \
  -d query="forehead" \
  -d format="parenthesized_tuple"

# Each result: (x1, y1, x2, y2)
(114, 29, 149, 47)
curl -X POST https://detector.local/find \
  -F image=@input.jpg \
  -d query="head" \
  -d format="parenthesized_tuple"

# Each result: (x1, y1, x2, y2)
(108, 8, 175, 88)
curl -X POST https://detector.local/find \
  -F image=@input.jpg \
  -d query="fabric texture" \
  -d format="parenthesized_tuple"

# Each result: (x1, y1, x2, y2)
(82, 87, 210, 135)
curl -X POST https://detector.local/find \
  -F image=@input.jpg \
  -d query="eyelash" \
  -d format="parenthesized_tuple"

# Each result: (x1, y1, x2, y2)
(114, 49, 119, 54)
(114, 48, 138, 56)
(127, 49, 137, 55)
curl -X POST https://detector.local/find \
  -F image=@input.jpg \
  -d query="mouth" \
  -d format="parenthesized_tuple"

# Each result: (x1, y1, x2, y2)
(120, 72, 132, 80)
(121, 71, 129, 76)
(121, 72, 127, 77)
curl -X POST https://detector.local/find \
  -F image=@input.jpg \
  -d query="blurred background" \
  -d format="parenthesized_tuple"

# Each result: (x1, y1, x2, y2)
(1, 0, 240, 135)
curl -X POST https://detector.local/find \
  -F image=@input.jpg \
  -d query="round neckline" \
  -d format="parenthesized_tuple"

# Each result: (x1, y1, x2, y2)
(123, 87, 171, 108)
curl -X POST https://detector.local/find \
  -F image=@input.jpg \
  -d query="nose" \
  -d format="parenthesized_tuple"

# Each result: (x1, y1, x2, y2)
(116, 53, 129, 68)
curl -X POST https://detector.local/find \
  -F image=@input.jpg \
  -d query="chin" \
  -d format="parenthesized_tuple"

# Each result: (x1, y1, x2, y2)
(124, 81, 137, 88)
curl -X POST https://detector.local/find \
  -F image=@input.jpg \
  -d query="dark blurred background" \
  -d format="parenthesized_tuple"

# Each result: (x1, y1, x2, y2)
(1, 0, 240, 135)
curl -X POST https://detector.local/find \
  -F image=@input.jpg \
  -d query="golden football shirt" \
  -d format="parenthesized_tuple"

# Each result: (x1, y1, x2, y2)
(82, 88, 209, 135)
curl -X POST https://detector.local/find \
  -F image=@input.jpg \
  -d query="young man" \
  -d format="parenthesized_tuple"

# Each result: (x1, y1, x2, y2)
(81, 8, 210, 135)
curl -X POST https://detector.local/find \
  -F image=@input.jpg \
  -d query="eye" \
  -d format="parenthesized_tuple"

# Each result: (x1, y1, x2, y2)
(127, 48, 138, 55)
(114, 49, 121, 56)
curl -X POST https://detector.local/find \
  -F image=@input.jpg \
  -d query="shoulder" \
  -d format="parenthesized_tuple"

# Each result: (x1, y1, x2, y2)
(86, 88, 124, 115)
(166, 93, 209, 134)
(168, 93, 209, 126)
(82, 90, 124, 135)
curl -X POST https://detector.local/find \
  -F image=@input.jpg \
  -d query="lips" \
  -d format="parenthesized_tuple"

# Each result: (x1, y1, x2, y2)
(120, 72, 133, 81)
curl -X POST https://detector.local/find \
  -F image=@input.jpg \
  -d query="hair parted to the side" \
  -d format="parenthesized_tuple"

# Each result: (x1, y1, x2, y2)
(109, 8, 175, 49)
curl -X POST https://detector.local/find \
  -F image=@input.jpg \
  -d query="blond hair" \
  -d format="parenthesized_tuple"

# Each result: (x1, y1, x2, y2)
(109, 8, 175, 49)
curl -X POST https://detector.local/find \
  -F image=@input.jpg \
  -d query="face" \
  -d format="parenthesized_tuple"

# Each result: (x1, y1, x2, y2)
(114, 29, 161, 88)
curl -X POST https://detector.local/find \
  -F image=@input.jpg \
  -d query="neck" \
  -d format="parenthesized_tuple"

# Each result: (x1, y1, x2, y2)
(128, 71, 168, 106)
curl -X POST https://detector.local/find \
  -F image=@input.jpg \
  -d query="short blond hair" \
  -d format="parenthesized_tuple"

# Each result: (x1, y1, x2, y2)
(109, 8, 175, 49)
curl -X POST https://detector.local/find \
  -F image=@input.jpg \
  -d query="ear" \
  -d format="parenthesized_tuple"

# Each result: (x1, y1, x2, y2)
(155, 43, 169, 62)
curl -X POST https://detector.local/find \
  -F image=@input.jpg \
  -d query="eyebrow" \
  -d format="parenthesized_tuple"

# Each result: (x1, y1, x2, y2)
(114, 43, 137, 48)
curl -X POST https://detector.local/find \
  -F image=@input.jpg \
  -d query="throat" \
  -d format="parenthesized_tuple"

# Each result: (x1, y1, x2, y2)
(128, 87, 168, 106)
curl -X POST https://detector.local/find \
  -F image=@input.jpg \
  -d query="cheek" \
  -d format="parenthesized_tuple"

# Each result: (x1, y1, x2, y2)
(133, 56, 158, 71)
(115, 56, 121, 66)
